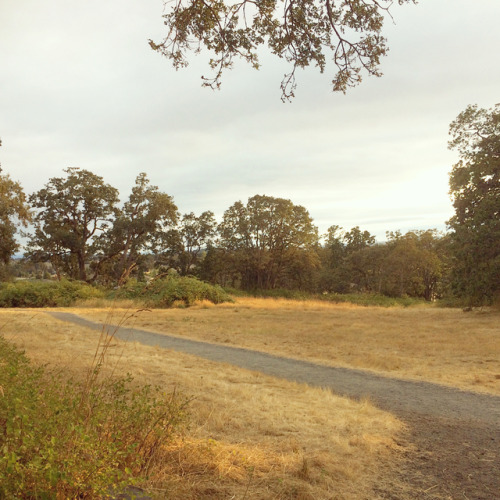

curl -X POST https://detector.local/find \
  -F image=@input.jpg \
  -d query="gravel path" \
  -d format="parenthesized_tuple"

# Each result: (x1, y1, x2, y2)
(48, 312, 500, 499)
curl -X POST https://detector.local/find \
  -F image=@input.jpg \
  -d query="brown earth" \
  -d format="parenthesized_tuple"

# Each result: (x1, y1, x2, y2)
(49, 312, 500, 499)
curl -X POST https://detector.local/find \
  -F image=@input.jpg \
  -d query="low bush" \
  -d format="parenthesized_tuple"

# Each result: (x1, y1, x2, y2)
(0, 335, 188, 498)
(117, 276, 233, 307)
(0, 280, 104, 308)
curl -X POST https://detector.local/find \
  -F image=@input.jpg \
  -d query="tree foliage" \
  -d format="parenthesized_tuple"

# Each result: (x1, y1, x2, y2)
(160, 211, 217, 275)
(217, 194, 319, 288)
(3, 150, 485, 305)
(321, 226, 446, 299)
(27, 170, 180, 285)
(0, 168, 30, 267)
(0, 139, 30, 276)
(321, 225, 376, 292)
(150, 0, 416, 100)
(384, 229, 445, 300)
(27, 168, 120, 282)
(97, 173, 178, 284)
(447, 103, 500, 305)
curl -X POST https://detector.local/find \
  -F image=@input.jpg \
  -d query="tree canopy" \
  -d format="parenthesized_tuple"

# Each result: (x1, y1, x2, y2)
(447, 103, 500, 305)
(27, 168, 120, 282)
(2, 164, 454, 301)
(98, 173, 178, 284)
(0, 137, 31, 273)
(160, 211, 217, 276)
(150, 0, 416, 100)
(217, 194, 319, 288)
(26, 170, 180, 284)
(0, 168, 30, 267)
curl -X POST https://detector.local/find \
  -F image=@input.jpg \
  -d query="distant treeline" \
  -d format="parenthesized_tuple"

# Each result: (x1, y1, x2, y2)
(0, 170, 486, 306)
(1, 104, 498, 306)
(12, 179, 449, 300)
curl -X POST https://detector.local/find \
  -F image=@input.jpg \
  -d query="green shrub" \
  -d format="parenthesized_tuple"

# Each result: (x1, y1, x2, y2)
(0, 335, 188, 498)
(0, 280, 104, 308)
(116, 276, 233, 307)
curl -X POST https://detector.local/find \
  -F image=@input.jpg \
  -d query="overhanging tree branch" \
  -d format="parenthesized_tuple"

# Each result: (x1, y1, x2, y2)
(150, 0, 416, 100)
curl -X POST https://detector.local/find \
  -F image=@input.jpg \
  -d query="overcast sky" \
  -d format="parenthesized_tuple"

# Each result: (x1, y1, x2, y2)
(1, 0, 499, 242)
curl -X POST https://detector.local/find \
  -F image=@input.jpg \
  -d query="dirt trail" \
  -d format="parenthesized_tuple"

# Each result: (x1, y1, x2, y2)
(48, 312, 500, 499)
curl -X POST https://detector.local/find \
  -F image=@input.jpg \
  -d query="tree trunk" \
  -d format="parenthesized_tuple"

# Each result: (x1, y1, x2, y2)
(78, 252, 87, 281)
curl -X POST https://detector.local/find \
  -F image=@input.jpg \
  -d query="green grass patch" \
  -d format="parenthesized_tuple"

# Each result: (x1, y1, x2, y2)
(0, 335, 188, 498)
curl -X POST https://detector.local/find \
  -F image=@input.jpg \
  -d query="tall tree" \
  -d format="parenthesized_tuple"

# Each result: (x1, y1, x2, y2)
(151, 0, 416, 100)
(447, 104, 500, 305)
(97, 173, 178, 283)
(0, 167, 30, 270)
(218, 195, 319, 289)
(321, 225, 376, 292)
(160, 211, 217, 276)
(383, 229, 445, 300)
(343, 226, 376, 253)
(27, 168, 119, 282)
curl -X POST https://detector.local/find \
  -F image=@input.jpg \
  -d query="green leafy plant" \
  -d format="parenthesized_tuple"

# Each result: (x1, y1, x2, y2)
(116, 275, 233, 307)
(0, 333, 188, 498)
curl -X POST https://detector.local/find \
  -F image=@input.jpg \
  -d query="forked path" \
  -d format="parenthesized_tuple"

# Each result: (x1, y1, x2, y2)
(49, 312, 500, 499)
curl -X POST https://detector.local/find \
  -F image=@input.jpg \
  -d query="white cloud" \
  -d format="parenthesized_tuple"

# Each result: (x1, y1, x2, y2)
(1, 0, 499, 242)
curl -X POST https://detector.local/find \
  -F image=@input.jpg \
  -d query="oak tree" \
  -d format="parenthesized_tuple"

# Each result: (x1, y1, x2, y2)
(0, 167, 30, 269)
(27, 168, 119, 282)
(98, 173, 178, 283)
(383, 229, 445, 300)
(218, 194, 319, 289)
(447, 104, 500, 305)
(321, 225, 375, 292)
(151, 0, 416, 100)
(160, 211, 217, 276)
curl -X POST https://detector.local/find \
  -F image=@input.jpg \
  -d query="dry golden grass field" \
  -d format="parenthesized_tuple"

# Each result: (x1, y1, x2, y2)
(73, 297, 500, 395)
(1, 308, 409, 499)
(2, 298, 499, 498)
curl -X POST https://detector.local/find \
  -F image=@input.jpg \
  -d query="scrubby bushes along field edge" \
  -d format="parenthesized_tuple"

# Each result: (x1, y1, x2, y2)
(115, 276, 233, 307)
(0, 334, 188, 498)
(0, 280, 104, 307)
(0, 276, 233, 308)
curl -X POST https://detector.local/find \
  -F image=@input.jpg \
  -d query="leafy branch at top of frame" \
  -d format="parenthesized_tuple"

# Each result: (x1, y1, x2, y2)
(149, 0, 417, 101)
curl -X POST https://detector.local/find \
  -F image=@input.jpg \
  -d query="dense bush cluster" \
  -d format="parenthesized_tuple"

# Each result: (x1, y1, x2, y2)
(117, 275, 233, 307)
(0, 335, 188, 498)
(0, 280, 104, 307)
(0, 276, 233, 308)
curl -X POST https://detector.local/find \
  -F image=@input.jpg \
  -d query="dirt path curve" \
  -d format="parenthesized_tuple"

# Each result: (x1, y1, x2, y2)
(48, 312, 500, 499)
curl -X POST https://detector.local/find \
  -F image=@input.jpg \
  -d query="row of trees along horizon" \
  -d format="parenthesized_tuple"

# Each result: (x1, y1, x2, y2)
(1, 104, 499, 306)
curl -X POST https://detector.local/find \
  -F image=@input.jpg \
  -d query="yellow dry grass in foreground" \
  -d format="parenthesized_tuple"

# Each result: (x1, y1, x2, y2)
(72, 297, 500, 395)
(1, 310, 408, 499)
